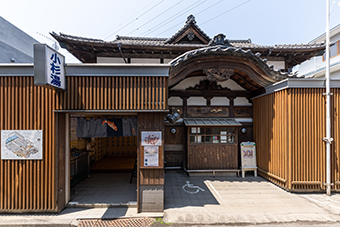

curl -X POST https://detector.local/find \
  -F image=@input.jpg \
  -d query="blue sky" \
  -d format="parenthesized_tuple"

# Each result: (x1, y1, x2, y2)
(1, 0, 340, 62)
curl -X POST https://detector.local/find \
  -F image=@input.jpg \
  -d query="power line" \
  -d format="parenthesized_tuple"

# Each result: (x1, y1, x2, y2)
(195, 0, 224, 16)
(142, 0, 207, 37)
(154, 0, 223, 37)
(126, 0, 184, 36)
(102, 0, 158, 39)
(200, 0, 252, 26)
(104, 0, 165, 40)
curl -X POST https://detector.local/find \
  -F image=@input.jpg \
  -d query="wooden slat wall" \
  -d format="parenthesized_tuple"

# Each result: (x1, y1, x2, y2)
(0, 75, 167, 212)
(57, 76, 167, 110)
(187, 144, 238, 170)
(332, 88, 340, 190)
(254, 88, 340, 191)
(253, 90, 288, 188)
(0, 76, 57, 211)
(289, 88, 326, 191)
(138, 112, 165, 186)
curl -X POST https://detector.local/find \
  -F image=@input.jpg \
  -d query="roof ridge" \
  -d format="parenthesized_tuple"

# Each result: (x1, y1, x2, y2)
(52, 32, 104, 42)
(165, 15, 211, 44)
(115, 35, 167, 41)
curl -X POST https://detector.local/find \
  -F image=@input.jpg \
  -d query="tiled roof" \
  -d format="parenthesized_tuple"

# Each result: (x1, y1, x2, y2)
(52, 32, 324, 50)
(165, 15, 210, 44)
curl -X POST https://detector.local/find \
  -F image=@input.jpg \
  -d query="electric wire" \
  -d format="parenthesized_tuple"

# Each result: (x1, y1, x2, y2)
(104, 0, 165, 40)
(200, 0, 252, 26)
(141, 0, 206, 37)
(102, 0, 158, 39)
(154, 0, 223, 37)
(126, 0, 184, 36)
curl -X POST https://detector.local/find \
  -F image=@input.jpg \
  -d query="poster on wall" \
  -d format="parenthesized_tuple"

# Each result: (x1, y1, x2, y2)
(141, 131, 162, 146)
(144, 146, 159, 167)
(1, 130, 43, 160)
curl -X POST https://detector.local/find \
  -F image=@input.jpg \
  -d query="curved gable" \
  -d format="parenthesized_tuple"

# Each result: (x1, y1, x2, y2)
(169, 45, 292, 91)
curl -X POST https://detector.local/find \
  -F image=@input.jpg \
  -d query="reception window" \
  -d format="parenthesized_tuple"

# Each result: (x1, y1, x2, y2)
(189, 127, 236, 144)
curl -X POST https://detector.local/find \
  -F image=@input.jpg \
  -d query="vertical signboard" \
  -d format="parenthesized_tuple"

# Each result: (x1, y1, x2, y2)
(240, 141, 257, 178)
(1, 130, 43, 160)
(34, 44, 66, 90)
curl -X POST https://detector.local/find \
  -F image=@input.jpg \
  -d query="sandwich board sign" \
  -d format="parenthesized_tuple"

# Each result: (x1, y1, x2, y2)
(240, 141, 257, 178)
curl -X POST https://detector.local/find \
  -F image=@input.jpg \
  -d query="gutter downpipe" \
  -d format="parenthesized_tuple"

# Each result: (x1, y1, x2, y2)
(325, 0, 333, 196)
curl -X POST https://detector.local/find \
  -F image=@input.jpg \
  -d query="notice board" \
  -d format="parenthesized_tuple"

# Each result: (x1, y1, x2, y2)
(140, 130, 163, 169)
(240, 141, 257, 169)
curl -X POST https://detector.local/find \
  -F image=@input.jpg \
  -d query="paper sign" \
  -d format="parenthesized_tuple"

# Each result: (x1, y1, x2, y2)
(141, 131, 162, 146)
(144, 146, 159, 167)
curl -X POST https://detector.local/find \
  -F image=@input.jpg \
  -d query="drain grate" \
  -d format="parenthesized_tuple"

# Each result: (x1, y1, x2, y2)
(78, 217, 155, 227)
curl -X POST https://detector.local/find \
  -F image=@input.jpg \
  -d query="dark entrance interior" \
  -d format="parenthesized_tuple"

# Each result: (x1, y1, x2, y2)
(68, 114, 137, 206)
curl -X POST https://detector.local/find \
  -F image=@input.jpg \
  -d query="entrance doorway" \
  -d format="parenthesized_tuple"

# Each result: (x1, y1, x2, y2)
(67, 114, 137, 207)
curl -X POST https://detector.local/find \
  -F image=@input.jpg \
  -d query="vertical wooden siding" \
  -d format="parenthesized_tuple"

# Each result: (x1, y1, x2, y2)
(57, 76, 167, 110)
(254, 88, 340, 191)
(138, 112, 165, 186)
(0, 75, 167, 212)
(0, 76, 57, 211)
(253, 90, 288, 188)
(289, 88, 326, 191)
(187, 144, 238, 170)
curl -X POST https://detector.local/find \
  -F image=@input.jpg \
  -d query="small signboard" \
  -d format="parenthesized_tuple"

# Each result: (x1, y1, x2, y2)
(141, 131, 162, 146)
(144, 146, 159, 167)
(140, 130, 163, 169)
(1, 130, 43, 160)
(34, 44, 66, 90)
(240, 141, 257, 178)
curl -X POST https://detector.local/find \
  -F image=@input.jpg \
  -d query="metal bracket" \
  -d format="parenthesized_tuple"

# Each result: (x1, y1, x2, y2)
(323, 137, 334, 143)
(323, 93, 333, 96)
(323, 182, 334, 186)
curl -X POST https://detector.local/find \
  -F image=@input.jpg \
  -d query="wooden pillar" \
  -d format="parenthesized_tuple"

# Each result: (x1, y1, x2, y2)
(229, 97, 235, 118)
(206, 97, 212, 106)
(137, 112, 164, 213)
(56, 113, 66, 212)
(182, 96, 188, 118)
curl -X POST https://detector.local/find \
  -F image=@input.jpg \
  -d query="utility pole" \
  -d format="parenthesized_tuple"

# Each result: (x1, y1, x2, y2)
(325, 0, 332, 196)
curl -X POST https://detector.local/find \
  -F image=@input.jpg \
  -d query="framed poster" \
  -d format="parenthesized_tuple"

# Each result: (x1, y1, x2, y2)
(140, 130, 163, 169)
(143, 146, 159, 167)
(141, 131, 162, 146)
(1, 130, 43, 160)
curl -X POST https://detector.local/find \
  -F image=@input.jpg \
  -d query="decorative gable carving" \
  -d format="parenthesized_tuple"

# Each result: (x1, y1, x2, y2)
(186, 80, 231, 91)
(203, 68, 234, 82)
(165, 15, 211, 45)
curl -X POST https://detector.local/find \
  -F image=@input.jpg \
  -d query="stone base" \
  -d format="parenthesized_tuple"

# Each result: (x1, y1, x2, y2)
(139, 185, 164, 212)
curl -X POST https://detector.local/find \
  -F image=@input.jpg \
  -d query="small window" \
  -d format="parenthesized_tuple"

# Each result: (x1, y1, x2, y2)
(189, 127, 236, 144)
(323, 40, 340, 61)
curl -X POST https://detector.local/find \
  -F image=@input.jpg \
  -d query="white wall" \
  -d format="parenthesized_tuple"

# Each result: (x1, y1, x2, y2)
(131, 58, 160, 64)
(234, 97, 252, 106)
(187, 97, 206, 106)
(267, 61, 285, 70)
(97, 57, 163, 64)
(297, 31, 340, 78)
(97, 57, 125, 63)
(211, 97, 230, 106)
(168, 97, 183, 105)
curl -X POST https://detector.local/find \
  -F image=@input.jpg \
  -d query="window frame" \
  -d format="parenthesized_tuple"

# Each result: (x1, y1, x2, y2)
(188, 126, 237, 145)
(323, 40, 340, 61)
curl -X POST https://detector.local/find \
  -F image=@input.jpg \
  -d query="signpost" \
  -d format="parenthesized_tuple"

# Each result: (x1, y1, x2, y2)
(240, 141, 257, 178)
